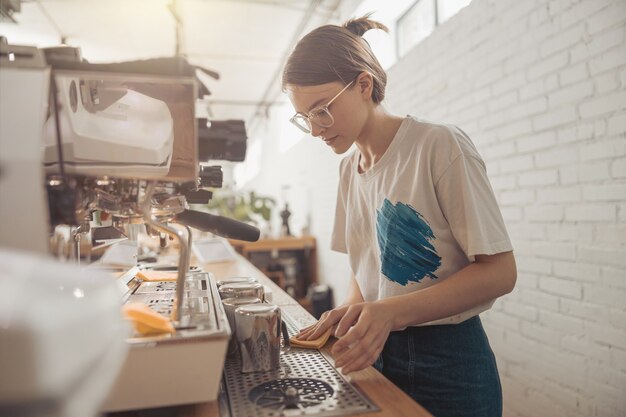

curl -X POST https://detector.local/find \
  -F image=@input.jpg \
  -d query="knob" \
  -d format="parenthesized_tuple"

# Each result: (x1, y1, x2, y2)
(199, 165, 223, 188)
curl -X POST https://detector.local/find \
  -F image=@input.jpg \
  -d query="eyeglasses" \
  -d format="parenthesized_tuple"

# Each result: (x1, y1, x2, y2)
(289, 80, 354, 134)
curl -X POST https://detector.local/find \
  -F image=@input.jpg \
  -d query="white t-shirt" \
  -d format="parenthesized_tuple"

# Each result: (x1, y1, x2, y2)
(331, 116, 513, 325)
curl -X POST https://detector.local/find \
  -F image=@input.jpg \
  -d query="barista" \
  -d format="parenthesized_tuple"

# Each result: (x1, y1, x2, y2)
(283, 15, 516, 417)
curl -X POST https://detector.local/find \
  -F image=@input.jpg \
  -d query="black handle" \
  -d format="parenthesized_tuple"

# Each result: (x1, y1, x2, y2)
(280, 320, 291, 351)
(175, 209, 260, 242)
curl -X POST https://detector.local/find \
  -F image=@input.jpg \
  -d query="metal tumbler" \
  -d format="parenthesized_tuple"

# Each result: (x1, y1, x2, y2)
(221, 296, 262, 356)
(219, 282, 264, 302)
(216, 276, 258, 289)
(234, 304, 290, 373)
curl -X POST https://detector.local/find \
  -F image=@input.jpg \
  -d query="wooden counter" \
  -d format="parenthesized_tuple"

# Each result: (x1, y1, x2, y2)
(111, 254, 432, 417)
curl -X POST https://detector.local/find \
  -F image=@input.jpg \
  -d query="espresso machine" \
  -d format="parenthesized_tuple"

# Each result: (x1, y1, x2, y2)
(0, 41, 259, 413)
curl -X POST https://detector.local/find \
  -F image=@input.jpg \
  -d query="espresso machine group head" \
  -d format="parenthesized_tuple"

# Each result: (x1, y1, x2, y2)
(52, 56, 258, 315)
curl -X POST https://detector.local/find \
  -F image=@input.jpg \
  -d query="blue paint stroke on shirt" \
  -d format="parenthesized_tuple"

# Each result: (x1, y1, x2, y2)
(376, 199, 441, 285)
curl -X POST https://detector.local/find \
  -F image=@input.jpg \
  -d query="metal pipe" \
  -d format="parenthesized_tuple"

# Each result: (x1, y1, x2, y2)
(71, 226, 81, 264)
(184, 224, 193, 271)
(141, 182, 188, 323)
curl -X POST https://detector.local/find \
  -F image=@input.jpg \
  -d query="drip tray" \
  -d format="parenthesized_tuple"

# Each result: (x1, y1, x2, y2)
(220, 318, 378, 417)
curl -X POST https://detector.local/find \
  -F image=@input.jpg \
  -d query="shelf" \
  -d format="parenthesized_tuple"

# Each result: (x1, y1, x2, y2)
(228, 236, 318, 302)
(228, 236, 316, 253)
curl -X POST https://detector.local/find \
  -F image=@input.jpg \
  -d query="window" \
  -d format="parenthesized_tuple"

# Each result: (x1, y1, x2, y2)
(396, 0, 472, 57)
(438, 0, 472, 24)
(397, 0, 436, 58)
(353, 0, 416, 69)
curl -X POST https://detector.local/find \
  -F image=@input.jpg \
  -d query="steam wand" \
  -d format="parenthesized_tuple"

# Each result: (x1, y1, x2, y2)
(183, 224, 193, 272)
(141, 182, 188, 323)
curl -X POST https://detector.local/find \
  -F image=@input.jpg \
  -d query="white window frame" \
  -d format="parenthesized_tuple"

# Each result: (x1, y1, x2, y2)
(396, 0, 472, 58)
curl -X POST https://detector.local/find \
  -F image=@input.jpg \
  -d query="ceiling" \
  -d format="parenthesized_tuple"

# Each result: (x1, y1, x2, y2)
(0, 0, 355, 132)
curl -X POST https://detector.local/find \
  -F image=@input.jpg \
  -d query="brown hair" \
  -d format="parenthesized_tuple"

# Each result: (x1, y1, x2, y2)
(282, 14, 389, 103)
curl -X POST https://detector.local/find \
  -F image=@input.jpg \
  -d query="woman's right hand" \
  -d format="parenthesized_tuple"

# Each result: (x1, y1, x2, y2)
(296, 305, 351, 340)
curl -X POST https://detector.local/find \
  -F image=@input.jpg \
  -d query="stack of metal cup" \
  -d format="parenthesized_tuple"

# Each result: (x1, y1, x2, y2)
(218, 277, 264, 358)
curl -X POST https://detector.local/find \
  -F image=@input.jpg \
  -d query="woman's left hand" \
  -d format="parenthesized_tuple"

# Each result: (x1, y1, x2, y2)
(331, 300, 396, 374)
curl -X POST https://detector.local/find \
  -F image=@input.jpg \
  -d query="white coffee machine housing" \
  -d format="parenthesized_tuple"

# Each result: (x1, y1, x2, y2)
(0, 44, 51, 254)
(43, 74, 175, 178)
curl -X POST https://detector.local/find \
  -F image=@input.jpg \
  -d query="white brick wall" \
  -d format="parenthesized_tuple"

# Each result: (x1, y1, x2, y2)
(384, 0, 626, 415)
(248, 0, 625, 415)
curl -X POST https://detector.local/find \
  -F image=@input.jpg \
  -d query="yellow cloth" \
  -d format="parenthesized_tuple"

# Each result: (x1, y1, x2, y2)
(290, 327, 332, 350)
(136, 270, 178, 282)
(122, 303, 174, 336)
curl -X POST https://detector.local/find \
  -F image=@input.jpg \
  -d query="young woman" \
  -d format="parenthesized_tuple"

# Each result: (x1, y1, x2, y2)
(283, 15, 516, 417)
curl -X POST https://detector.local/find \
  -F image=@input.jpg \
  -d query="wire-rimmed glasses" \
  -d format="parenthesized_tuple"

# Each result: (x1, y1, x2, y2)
(289, 80, 354, 134)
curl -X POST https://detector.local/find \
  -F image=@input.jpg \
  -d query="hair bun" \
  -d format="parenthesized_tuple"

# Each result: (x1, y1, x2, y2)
(343, 13, 389, 37)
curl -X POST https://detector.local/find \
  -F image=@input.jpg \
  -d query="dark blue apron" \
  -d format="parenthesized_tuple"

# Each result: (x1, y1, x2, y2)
(374, 315, 502, 417)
